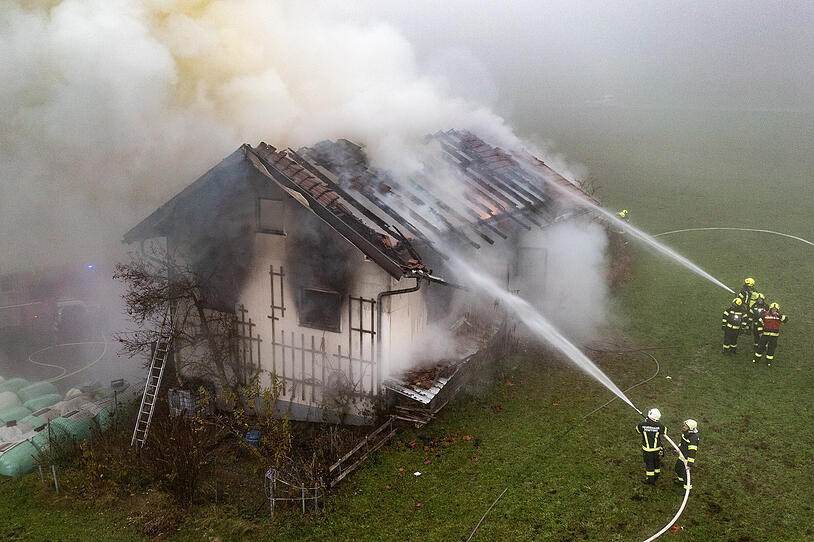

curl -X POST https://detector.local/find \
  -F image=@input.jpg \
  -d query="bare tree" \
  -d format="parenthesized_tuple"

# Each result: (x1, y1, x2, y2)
(114, 242, 249, 393)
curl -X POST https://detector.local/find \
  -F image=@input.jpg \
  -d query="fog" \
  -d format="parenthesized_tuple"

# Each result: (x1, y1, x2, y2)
(324, 1, 814, 114)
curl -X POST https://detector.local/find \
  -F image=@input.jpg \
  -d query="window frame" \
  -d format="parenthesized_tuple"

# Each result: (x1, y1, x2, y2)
(298, 287, 343, 333)
(257, 197, 286, 235)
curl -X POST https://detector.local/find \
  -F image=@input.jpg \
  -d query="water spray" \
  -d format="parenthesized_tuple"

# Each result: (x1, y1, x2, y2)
(445, 253, 639, 411)
(517, 159, 735, 294)
(590, 205, 734, 293)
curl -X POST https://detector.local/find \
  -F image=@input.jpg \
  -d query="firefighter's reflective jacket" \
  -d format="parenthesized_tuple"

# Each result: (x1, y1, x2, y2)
(757, 310, 788, 336)
(750, 301, 768, 324)
(636, 419, 667, 451)
(722, 305, 746, 330)
(679, 429, 699, 466)
(737, 286, 754, 308)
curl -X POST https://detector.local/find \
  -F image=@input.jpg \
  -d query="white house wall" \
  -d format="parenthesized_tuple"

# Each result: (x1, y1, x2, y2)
(235, 201, 428, 422)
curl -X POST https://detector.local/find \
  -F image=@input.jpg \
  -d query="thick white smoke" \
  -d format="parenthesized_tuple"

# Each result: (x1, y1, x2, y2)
(515, 220, 609, 343)
(0, 0, 518, 270)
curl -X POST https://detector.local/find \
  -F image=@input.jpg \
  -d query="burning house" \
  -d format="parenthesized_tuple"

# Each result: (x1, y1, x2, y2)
(123, 130, 602, 425)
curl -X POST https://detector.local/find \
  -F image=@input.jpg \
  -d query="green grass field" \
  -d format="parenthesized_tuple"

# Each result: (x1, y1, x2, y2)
(1, 108, 812, 540)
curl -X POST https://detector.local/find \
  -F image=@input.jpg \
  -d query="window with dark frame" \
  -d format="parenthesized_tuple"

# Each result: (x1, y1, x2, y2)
(258, 198, 285, 234)
(299, 288, 342, 332)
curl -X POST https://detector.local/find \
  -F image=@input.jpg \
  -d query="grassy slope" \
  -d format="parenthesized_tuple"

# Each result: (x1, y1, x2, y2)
(0, 475, 147, 542)
(1, 109, 812, 541)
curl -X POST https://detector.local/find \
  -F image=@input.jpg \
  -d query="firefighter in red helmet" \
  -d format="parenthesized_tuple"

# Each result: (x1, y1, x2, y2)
(753, 302, 788, 367)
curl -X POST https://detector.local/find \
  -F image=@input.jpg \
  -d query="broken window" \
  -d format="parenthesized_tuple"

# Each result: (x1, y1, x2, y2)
(258, 198, 285, 234)
(299, 288, 342, 332)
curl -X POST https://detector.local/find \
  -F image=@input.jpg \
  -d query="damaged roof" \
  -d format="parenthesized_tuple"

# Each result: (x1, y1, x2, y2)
(124, 130, 596, 279)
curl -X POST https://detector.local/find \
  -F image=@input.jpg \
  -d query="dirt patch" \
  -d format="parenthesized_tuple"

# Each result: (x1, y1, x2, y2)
(706, 500, 723, 515)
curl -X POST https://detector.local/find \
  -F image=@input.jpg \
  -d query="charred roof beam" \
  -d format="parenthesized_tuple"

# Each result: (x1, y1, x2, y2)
(288, 149, 424, 260)
(247, 145, 407, 279)
(389, 179, 495, 248)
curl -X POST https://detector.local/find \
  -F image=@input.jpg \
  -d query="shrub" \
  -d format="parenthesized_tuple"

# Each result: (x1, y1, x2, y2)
(140, 411, 214, 505)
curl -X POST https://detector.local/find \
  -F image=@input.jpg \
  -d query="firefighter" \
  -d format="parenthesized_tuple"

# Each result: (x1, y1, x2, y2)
(614, 209, 630, 239)
(721, 297, 745, 354)
(753, 302, 788, 366)
(741, 289, 762, 334)
(673, 419, 699, 492)
(749, 293, 768, 350)
(737, 277, 755, 308)
(636, 408, 667, 485)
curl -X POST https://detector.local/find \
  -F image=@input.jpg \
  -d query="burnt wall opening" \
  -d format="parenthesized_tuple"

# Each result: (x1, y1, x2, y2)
(286, 209, 355, 331)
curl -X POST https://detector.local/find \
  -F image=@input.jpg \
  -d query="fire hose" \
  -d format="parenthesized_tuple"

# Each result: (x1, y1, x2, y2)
(27, 340, 109, 382)
(27, 318, 110, 382)
(654, 227, 814, 247)
(467, 347, 685, 542)
(643, 432, 690, 542)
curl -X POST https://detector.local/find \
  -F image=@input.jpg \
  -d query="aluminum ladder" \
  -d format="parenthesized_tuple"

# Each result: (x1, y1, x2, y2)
(131, 306, 173, 448)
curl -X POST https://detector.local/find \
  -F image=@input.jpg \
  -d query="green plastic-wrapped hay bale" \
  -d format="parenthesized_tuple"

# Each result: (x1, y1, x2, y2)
(16, 382, 59, 404)
(0, 378, 29, 394)
(65, 388, 82, 400)
(23, 393, 62, 412)
(0, 440, 38, 477)
(18, 414, 46, 430)
(0, 391, 21, 411)
(49, 416, 93, 442)
(0, 406, 32, 424)
(94, 405, 118, 431)
(30, 429, 51, 451)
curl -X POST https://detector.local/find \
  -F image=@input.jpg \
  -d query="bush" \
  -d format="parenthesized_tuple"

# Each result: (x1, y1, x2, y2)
(206, 377, 292, 471)
(140, 411, 214, 506)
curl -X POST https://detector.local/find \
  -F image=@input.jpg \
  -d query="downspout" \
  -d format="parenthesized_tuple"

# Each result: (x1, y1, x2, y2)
(376, 274, 423, 395)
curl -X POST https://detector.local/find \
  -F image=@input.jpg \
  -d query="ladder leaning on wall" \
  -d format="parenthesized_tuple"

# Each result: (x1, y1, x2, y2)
(131, 305, 174, 448)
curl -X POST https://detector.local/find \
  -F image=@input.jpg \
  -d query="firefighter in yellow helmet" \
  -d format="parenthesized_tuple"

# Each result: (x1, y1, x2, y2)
(614, 209, 630, 238)
(737, 277, 756, 308)
(753, 302, 789, 367)
(673, 419, 699, 492)
(722, 297, 745, 354)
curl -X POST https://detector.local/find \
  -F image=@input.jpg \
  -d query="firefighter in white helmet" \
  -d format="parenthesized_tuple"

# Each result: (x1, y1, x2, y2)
(636, 408, 667, 485)
(674, 419, 699, 492)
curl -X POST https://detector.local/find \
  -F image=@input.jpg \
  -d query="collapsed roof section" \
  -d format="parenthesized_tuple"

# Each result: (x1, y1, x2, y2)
(125, 130, 597, 281)
(293, 129, 597, 252)
(246, 143, 424, 279)
(297, 131, 550, 250)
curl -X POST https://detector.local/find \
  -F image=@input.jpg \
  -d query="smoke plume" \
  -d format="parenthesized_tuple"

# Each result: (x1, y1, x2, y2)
(0, 0, 518, 270)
